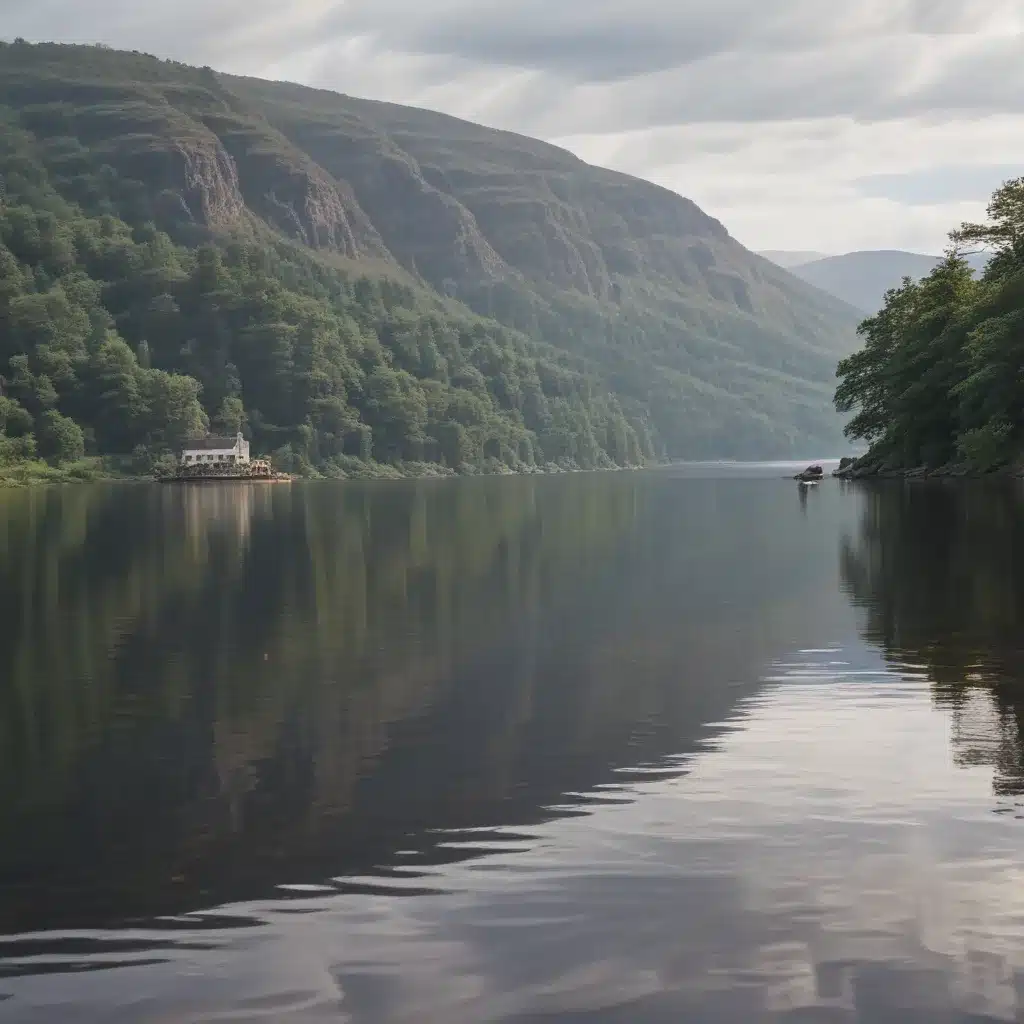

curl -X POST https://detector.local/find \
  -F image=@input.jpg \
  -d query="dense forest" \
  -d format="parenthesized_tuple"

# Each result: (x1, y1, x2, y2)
(0, 124, 648, 482)
(0, 189, 649, 481)
(835, 177, 1024, 474)
(0, 40, 859, 481)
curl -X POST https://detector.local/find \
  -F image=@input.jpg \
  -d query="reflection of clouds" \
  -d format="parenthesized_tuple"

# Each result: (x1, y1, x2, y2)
(420, 657, 1024, 1021)
(277, 662, 1024, 1021)
(11, 652, 1024, 1022)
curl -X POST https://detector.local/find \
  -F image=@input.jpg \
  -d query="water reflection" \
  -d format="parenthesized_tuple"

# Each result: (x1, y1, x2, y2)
(3, 475, 1024, 1021)
(0, 475, 852, 937)
(840, 480, 1024, 802)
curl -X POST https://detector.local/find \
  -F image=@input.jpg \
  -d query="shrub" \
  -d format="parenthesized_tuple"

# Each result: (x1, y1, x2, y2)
(956, 421, 1013, 472)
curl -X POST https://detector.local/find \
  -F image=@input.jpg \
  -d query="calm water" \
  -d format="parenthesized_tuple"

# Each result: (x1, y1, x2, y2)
(2, 468, 1024, 1022)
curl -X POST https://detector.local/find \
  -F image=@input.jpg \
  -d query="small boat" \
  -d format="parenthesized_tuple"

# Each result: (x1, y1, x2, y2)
(794, 463, 825, 483)
(797, 478, 820, 487)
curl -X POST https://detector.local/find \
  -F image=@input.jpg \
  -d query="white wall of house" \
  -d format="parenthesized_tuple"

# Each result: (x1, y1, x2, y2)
(180, 434, 251, 466)
(181, 448, 236, 464)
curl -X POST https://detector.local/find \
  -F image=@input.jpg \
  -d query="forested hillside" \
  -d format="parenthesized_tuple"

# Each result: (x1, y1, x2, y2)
(0, 181, 647, 480)
(0, 40, 859, 480)
(835, 177, 1024, 474)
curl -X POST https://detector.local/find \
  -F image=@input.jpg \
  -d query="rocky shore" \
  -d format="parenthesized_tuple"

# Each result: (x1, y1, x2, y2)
(833, 456, 1024, 480)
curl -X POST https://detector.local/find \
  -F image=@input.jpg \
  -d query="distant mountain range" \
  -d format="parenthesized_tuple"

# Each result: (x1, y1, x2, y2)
(759, 249, 990, 314)
(756, 251, 831, 269)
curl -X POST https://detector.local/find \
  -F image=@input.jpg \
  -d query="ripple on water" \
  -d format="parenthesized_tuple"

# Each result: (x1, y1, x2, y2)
(5, 648, 1024, 1022)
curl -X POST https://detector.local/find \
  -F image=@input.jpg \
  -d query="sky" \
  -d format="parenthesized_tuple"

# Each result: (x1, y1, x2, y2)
(2, 0, 1023, 254)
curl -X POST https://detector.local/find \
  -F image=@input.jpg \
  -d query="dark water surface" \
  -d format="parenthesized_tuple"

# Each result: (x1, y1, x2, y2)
(3, 468, 1024, 1022)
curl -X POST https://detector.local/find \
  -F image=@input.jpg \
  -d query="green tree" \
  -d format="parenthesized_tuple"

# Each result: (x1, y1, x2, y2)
(37, 408, 84, 463)
(0, 395, 33, 436)
(214, 395, 247, 436)
(837, 178, 1024, 472)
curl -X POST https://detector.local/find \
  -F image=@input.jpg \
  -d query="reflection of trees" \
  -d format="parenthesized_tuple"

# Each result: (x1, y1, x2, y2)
(0, 483, 262, 816)
(0, 477, 644, 928)
(840, 481, 1024, 797)
(0, 475, 850, 932)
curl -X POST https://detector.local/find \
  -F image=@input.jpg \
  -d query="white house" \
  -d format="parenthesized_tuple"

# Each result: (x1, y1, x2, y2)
(180, 432, 251, 467)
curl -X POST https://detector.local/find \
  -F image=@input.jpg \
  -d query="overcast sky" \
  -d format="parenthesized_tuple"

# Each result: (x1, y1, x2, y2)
(3, 0, 1023, 254)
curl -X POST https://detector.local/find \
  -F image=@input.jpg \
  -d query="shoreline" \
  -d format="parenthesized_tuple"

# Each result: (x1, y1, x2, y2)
(833, 459, 1024, 481)
(0, 460, 646, 489)
(157, 474, 296, 485)
(1, 456, 873, 489)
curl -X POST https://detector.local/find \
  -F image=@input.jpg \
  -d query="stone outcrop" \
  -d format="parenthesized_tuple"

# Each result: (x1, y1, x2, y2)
(199, 112, 389, 260)
(257, 124, 507, 289)
(172, 137, 247, 230)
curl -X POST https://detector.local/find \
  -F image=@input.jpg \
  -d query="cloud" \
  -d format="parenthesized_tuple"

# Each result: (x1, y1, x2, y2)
(1, 0, 1023, 252)
(855, 164, 1024, 206)
(558, 115, 1024, 253)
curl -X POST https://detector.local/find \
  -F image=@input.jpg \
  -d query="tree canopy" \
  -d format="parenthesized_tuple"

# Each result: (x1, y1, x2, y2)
(835, 177, 1024, 473)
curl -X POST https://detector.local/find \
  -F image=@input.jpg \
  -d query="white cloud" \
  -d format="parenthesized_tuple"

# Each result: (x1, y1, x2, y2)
(1, 0, 1022, 252)
(554, 115, 1024, 252)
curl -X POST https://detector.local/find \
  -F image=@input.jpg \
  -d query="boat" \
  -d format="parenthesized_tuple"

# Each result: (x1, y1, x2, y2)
(794, 463, 825, 483)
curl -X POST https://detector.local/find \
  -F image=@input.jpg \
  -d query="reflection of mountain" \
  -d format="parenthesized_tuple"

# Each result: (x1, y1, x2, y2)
(0, 476, 852, 932)
(840, 482, 1024, 798)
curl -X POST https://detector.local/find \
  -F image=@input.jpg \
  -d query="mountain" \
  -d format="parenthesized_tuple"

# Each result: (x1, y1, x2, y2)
(0, 41, 861, 475)
(756, 250, 831, 268)
(765, 249, 990, 315)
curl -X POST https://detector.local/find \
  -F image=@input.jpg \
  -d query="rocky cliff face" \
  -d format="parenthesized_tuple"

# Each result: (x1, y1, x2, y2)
(240, 83, 855, 354)
(0, 52, 389, 261)
(36, 100, 250, 231)
(198, 112, 388, 259)
(173, 138, 247, 230)
(261, 117, 509, 288)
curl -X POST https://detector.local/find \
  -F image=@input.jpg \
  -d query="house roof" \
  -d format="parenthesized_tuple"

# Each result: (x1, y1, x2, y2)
(183, 436, 241, 450)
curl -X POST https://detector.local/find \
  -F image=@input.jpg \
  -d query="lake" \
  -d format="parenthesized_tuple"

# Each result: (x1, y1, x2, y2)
(2, 467, 1024, 1022)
